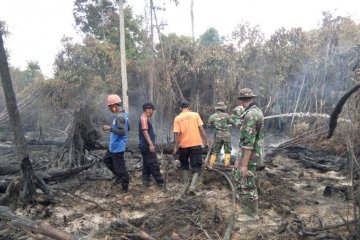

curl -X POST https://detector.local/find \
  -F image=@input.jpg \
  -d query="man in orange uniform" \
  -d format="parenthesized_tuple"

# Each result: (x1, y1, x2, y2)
(172, 100, 210, 193)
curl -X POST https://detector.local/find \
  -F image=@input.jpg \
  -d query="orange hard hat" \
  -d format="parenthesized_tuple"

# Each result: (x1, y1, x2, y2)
(106, 94, 122, 106)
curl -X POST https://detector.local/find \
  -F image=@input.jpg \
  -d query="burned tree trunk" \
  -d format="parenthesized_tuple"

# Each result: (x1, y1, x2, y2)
(58, 107, 101, 167)
(0, 26, 51, 206)
(327, 83, 360, 139)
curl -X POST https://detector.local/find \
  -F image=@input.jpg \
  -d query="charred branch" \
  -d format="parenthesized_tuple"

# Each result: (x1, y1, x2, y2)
(39, 163, 95, 182)
(0, 205, 77, 240)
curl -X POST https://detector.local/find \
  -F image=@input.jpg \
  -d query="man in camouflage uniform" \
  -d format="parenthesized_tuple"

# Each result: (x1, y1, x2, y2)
(231, 105, 245, 126)
(207, 102, 235, 168)
(233, 88, 264, 222)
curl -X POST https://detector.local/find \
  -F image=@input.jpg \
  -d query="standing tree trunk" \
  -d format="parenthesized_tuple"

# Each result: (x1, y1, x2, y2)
(0, 27, 27, 173)
(0, 26, 50, 206)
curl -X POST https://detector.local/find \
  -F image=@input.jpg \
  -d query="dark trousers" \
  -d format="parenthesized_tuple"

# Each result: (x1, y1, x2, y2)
(178, 146, 202, 173)
(103, 150, 129, 190)
(141, 151, 164, 184)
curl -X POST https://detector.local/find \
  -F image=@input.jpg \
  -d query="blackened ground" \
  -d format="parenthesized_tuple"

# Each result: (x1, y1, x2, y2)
(0, 138, 356, 239)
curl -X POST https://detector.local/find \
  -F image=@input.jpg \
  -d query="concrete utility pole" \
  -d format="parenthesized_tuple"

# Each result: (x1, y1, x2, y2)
(149, 0, 155, 102)
(119, 0, 129, 111)
(190, 0, 195, 42)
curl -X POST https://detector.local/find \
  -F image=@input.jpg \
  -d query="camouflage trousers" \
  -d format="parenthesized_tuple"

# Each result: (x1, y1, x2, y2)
(212, 137, 232, 155)
(233, 164, 258, 203)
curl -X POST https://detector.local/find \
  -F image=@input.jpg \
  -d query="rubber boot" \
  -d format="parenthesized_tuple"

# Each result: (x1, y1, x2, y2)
(256, 177, 261, 195)
(209, 154, 217, 167)
(182, 170, 190, 186)
(188, 173, 199, 193)
(224, 153, 231, 168)
(237, 200, 259, 222)
(142, 179, 151, 188)
(121, 184, 129, 193)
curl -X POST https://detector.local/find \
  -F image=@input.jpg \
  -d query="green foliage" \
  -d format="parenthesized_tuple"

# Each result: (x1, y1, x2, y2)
(73, 0, 146, 61)
(2, 64, 43, 95)
(25, 61, 43, 84)
(54, 36, 120, 108)
(198, 28, 224, 46)
(48, 4, 360, 140)
(263, 27, 310, 90)
(232, 22, 264, 49)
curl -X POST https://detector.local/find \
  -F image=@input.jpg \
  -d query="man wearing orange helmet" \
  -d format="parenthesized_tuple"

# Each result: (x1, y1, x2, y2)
(102, 94, 130, 193)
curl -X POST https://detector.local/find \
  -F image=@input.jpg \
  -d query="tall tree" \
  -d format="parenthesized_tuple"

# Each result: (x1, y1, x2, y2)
(0, 24, 28, 162)
(198, 27, 224, 46)
(25, 60, 43, 84)
(73, 0, 146, 61)
(53, 35, 123, 131)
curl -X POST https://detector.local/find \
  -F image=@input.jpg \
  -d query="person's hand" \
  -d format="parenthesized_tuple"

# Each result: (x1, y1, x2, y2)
(172, 147, 178, 156)
(240, 165, 248, 178)
(102, 125, 111, 131)
(149, 144, 155, 153)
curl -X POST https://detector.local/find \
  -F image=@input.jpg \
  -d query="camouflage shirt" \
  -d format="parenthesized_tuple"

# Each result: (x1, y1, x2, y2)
(207, 111, 235, 139)
(231, 105, 245, 126)
(239, 103, 264, 166)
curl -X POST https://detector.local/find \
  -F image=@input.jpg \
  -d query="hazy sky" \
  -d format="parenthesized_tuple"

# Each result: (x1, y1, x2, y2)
(0, 0, 360, 78)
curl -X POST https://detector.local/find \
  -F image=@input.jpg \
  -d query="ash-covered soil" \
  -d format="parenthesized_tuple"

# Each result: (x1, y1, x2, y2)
(0, 138, 356, 240)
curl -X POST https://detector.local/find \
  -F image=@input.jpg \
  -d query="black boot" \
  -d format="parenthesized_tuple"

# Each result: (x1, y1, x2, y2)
(142, 177, 152, 188)
(156, 181, 164, 188)
(121, 184, 128, 193)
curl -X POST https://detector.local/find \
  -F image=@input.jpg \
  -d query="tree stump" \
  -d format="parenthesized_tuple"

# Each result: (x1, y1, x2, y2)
(58, 107, 101, 167)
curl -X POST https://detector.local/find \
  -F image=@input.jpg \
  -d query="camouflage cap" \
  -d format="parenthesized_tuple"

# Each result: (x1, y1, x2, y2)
(215, 101, 227, 110)
(237, 88, 257, 99)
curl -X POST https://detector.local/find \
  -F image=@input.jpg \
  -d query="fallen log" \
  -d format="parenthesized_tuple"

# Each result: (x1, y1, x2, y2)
(0, 164, 20, 175)
(287, 152, 343, 172)
(27, 139, 65, 147)
(0, 164, 95, 193)
(38, 163, 95, 182)
(125, 143, 210, 155)
(10, 139, 210, 155)
(0, 205, 77, 240)
(0, 179, 12, 192)
(298, 158, 340, 171)
(93, 142, 210, 155)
